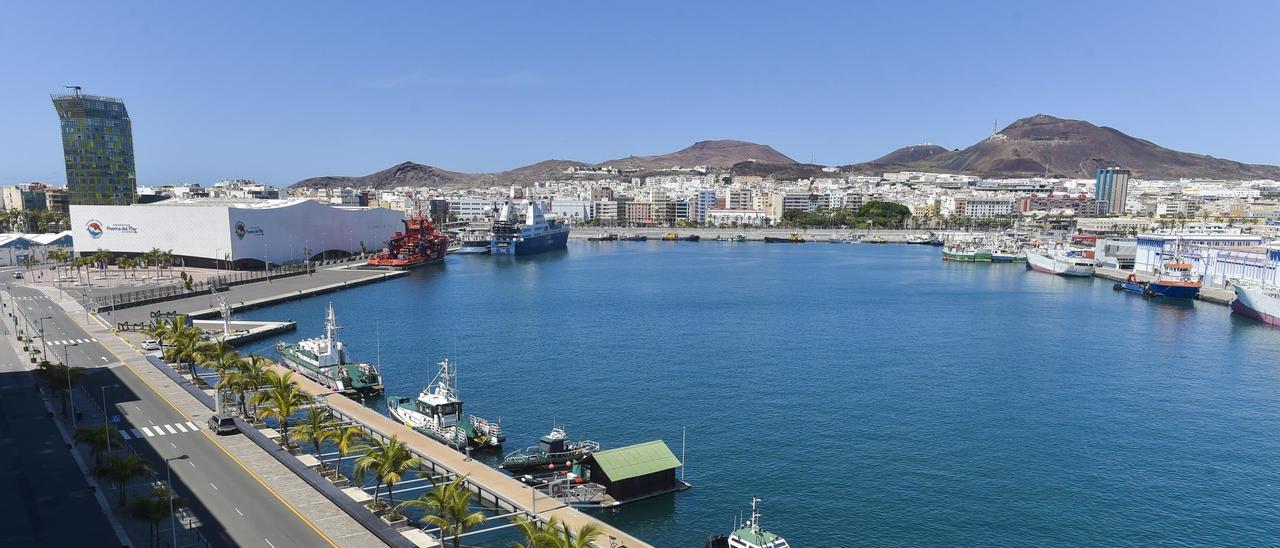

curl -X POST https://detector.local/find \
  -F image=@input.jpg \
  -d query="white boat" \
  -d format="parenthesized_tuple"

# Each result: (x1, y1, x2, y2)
(1230, 279, 1280, 326)
(387, 359, 504, 452)
(1025, 248, 1094, 277)
(275, 303, 382, 396)
(705, 497, 790, 548)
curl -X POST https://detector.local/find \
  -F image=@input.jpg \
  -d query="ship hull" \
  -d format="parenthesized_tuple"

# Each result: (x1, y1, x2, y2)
(1147, 282, 1200, 299)
(944, 249, 993, 262)
(279, 350, 383, 396)
(492, 227, 570, 256)
(1026, 251, 1092, 277)
(1231, 284, 1280, 326)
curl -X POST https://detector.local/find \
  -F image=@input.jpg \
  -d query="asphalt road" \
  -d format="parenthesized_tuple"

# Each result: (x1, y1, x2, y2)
(1, 280, 334, 548)
(5, 284, 117, 368)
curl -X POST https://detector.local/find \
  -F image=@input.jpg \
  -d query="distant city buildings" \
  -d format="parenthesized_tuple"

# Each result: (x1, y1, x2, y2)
(51, 88, 136, 205)
(1095, 166, 1131, 215)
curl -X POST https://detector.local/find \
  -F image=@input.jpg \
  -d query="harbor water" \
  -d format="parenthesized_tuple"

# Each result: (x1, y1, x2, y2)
(239, 241, 1280, 546)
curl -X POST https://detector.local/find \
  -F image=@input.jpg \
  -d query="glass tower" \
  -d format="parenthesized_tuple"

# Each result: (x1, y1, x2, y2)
(51, 89, 136, 205)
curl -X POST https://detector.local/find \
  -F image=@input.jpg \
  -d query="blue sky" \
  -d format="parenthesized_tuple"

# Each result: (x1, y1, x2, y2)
(2, 1, 1277, 185)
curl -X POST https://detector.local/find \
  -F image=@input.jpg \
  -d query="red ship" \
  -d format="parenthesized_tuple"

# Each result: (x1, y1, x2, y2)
(367, 215, 450, 269)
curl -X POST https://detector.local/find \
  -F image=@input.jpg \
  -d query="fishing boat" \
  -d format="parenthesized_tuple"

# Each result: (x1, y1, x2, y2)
(587, 233, 618, 242)
(905, 234, 932, 245)
(489, 200, 570, 256)
(1147, 261, 1201, 299)
(763, 234, 805, 243)
(500, 426, 601, 475)
(275, 303, 383, 396)
(366, 214, 449, 269)
(1229, 279, 1280, 326)
(731, 234, 746, 242)
(1025, 248, 1094, 277)
(942, 242, 992, 262)
(990, 241, 1027, 263)
(619, 233, 648, 242)
(705, 497, 790, 548)
(387, 359, 504, 452)
(1113, 273, 1149, 295)
(660, 232, 700, 242)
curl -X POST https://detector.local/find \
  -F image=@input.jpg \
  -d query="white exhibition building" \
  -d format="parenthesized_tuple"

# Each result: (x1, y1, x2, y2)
(70, 198, 404, 269)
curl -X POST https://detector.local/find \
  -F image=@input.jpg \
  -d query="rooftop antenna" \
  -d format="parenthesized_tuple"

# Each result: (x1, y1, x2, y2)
(992, 117, 998, 135)
(64, 85, 82, 96)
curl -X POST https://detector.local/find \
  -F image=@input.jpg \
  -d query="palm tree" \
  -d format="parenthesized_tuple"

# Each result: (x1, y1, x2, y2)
(353, 435, 422, 510)
(292, 405, 337, 469)
(74, 425, 118, 466)
(105, 454, 152, 507)
(331, 424, 365, 479)
(510, 515, 557, 548)
(545, 520, 604, 548)
(131, 486, 183, 548)
(38, 362, 85, 416)
(254, 372, 309, 448)
(401, 475, 484, 548)
(91, 248, 111, 278)
(193, 339, 238, 386)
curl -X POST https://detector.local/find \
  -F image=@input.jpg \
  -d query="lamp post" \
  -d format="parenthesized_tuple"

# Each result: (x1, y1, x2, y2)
(166, 454, 189, 548)
(64, 342, 78, 427)
(101, 383, 119, 458)
(37, 315, 52, 360)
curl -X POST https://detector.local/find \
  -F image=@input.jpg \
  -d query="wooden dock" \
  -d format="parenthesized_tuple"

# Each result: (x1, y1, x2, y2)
(272, 364, 651, 548)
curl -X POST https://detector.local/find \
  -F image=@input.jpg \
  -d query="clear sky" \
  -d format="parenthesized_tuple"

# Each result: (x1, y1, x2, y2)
(3, 0, 1277, 186)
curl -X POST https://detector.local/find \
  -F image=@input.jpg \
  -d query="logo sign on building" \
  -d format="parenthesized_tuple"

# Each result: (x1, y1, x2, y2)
(85, 219, 104, 239)
(233, 221, 264, 240)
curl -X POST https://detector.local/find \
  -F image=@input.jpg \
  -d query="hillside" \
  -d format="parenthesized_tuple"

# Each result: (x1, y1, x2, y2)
(871, 144, 951, 165)
(599, 140, 796, 170)
(292, 161, 477, 189)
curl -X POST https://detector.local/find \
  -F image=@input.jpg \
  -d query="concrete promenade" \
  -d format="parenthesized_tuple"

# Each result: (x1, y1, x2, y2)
(279, 364, 652, 548)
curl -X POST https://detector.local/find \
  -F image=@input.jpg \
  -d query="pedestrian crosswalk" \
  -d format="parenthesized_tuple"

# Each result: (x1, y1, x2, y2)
(120, 421, 201, 440)
(11, 296, 46, 301)
(46, 338, 97, 345)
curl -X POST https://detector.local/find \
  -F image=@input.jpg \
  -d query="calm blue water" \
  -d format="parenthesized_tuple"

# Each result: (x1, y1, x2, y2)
(240, 242, 1280, 547)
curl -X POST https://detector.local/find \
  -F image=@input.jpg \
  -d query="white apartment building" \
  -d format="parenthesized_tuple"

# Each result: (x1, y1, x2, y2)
(962, 197, 1014, 218)
(450, 197, 501, 220)
(548, 199, 594, 222)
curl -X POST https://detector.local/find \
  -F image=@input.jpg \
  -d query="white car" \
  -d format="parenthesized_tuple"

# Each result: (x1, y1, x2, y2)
(140, 340, 161, 351)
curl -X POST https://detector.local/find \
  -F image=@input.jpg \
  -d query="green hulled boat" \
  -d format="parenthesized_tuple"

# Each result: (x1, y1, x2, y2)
(942, 243, 993, 262)
(275, 303, 383, 396)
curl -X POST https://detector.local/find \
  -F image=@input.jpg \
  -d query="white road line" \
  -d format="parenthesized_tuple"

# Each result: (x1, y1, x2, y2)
(140, 426, 154, 437)
(209, 482, 218, 490)
(235, 507, 243, 517)
(264, 538, 275, 548)
(170, 442, 176, 449)
(164, 424, 177, 434)
(130, 429, 141, 438)
(186, 422, 198, 430)
(190, 461, 196, 468)
(120, 430, 131, 440)
(174, 423, 188, 433)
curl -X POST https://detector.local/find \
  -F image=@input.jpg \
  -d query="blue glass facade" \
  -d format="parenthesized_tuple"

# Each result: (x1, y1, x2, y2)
(51, 91, 136, 205)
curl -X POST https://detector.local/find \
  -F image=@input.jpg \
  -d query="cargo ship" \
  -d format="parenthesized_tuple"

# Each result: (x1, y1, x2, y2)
(705, 497, 791, 548)
(1025, 248, 1094, 277)
(500, 426, 600, 475)
(276, 303, 383, 397)
(1229, 279, 1280, 326)
(367, 214, 449, 269)
(489, 200, 570, 256)
(387, 359, 504, 452)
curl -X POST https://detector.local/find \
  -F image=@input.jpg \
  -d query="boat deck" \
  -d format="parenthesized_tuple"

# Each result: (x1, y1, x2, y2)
(273, 363, 650, 547)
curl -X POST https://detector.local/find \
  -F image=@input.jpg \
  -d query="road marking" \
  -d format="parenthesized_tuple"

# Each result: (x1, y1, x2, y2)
(186, 421, 198, 430)
(140, 426, 154, 437)
(130, 429, 142, 439)
(190, 461, 196, 468)
(120, 430, 131, 440)
(164, 424, 177, 434)
(170, 442, 177, 449)
(235, 507, 243, 517)
(174, 422, 188, 433)
(210, 482, 218, 490)
(265, 539, 275, 548)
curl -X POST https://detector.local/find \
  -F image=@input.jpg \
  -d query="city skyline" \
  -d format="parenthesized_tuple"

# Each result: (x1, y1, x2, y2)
(2, 1, 1279, 186)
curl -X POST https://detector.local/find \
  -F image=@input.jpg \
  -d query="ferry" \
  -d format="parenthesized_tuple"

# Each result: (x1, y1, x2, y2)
(1147, 261, 1201, 299)
(489, 200, 570, 256)
(1229, 279, 1280, 326)
(275, 303, 383, 397)
(1025, 249, 1094, 277)
(705, 497, 790, 548)
(499, 426, 600, 475)
(367, 215, 449, 269)
(387, 359, 504, 452)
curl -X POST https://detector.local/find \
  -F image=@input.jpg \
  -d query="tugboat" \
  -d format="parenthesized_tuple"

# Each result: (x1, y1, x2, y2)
(367, 214, 449, 269)
(489, 200, 570, 256)
(387, 359, 504, 452)
(276, 303, 383, 397)
(500, 426, 600, 475)
(705, 497, 790, 548)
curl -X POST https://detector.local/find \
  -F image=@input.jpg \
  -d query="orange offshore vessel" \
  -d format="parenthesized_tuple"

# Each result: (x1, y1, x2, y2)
(367, 215, 450, 269)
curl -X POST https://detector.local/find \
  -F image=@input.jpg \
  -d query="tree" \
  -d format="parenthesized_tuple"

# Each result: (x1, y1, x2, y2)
(37, 361, 85, 416)
(353, 435, 422, 509)
(400, 475, 484, 548)
(131, 486, 184, 548)
(511, 515, 557, 548)
(293, 405, 337, 469)
(253, 371, 309, 448)
(74, 425, 119, 466)
(104, 454, 152, 507)
(331, 424, 365, 479)
(545, 520, 604, 548)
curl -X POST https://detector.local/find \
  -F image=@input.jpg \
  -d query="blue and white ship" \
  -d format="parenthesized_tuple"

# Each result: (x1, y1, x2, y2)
(489, 200, 570, 256)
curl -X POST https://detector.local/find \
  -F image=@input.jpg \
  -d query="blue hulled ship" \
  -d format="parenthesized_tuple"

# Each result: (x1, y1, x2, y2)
(490, 200, 570, 256)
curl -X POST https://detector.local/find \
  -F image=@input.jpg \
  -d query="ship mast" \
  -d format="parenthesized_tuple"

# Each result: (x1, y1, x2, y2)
(750, 496, 763, 536)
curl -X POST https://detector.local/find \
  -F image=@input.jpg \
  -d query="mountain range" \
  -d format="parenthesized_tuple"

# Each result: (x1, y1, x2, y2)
(290, 115, 1280, 189)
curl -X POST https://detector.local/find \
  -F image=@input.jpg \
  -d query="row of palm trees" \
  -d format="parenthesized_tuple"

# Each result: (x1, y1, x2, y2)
(41, 247, 179, 284)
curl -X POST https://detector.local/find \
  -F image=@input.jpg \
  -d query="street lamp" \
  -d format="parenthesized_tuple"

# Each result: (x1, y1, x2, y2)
(166, 454, 189, 548)
(101, 384, 119, 458)
(64, 342, 78, 427)
(36, 315, 52, 361)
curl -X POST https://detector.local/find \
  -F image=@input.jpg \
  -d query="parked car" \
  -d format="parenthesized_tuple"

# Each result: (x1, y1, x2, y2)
(140, 340, 161, 351)
(12, 272, 22, 279)
(208, 414, 237, 435)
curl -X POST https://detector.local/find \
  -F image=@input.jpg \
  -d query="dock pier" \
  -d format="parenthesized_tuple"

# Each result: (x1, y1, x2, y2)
(1092, 266, 1234, 305)
(274, 363, 652, 548)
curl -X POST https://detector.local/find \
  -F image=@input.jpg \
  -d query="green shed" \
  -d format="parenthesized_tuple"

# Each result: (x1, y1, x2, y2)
(584, 440, 683, 502)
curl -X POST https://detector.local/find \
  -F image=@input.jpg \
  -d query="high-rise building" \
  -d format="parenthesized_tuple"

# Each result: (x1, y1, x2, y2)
(1095, 166, 1131, 215)
(51, 88, 136, 205)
